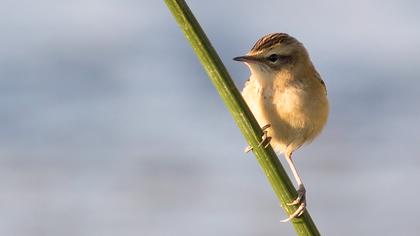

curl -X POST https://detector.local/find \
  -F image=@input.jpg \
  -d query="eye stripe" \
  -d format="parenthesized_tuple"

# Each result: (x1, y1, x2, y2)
(277, 55, 292, 62)
(266, 54, 292, 63)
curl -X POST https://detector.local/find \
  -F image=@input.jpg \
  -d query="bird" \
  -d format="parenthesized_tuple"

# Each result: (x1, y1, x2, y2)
(233, 33, 329, 222)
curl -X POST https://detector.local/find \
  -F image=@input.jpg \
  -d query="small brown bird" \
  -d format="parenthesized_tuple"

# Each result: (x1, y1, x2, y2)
(234, 33, 329, 221)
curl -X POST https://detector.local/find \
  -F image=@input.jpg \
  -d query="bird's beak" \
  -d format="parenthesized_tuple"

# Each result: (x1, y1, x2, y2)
(233, 55, 261, 63)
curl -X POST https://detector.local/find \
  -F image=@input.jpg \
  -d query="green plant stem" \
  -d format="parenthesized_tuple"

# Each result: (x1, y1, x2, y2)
(164, 0, 320, 235)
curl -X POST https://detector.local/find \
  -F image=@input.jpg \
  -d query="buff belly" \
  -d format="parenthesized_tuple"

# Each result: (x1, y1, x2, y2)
(242, 79, 328, 155)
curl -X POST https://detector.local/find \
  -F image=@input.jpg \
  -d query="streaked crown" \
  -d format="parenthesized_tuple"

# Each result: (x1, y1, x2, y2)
(250, 33, 298, 54)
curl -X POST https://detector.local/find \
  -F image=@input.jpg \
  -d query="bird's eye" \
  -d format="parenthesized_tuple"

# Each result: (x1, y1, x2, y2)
(267, 54, 279, 62)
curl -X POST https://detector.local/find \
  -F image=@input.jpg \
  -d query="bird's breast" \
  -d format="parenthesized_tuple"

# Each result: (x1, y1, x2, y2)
(242, 78, 328, 153)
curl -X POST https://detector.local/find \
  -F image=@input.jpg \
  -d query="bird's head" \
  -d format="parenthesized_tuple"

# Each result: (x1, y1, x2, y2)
(234, 33, 311, 78)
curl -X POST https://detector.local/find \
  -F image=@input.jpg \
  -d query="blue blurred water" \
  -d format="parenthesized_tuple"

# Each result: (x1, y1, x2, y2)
(1, 1, 420, 235)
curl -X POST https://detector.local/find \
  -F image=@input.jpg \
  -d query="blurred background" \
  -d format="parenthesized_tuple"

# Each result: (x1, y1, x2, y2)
(1, 0, 419, 235)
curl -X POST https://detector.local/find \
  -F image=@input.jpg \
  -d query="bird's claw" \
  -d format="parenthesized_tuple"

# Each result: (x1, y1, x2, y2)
(287, 185, 306, 206)
(244, 146, 253, 153)
(244, 124, 271, 153)
(280, 201, 306, 223)
(260, 124, 271, 132)
(257, 132, 271, 148)
(281, 185, 306, 222)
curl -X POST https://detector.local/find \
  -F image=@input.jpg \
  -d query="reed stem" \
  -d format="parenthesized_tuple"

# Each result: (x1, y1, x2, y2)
(164, 1, 321, 235)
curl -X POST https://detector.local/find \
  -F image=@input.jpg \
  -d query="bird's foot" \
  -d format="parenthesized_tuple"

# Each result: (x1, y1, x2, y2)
(281, 185, 306, 222)
(258, 124, 272, 148)
(244, 145, 253, 153)
(244, 124, 271, 153)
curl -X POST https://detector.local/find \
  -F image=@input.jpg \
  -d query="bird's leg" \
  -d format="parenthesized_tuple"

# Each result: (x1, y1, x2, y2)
(244, 124, 271, 153)
(280, 152, 307, 222)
